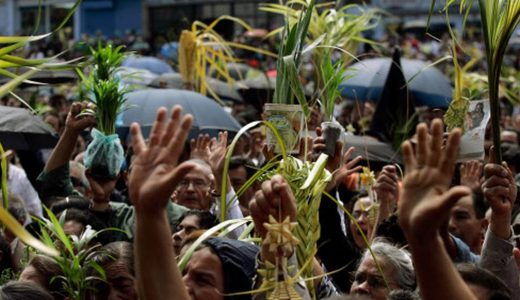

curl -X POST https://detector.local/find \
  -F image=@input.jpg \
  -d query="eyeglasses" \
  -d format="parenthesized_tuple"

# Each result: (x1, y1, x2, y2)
(352, 210, 370, 219)
(352, 271, 388, 289)
(176, 179, 209, 190)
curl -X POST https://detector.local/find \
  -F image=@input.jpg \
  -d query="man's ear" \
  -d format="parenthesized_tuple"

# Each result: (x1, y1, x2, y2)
(209, 174, 216, 190)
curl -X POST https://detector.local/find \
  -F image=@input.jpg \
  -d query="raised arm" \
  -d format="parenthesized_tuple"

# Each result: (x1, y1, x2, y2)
(129, 106, 195, 300)
(44, 102, 95, 173)
(480, 146, 520, 299)
(398, 119, 477, 300)
(371, 165, 399, 241)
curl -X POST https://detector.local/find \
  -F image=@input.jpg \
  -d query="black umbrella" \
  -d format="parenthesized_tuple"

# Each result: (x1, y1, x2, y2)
(116, 89, 242, 142)
(209, 63, 256, 81)
(0, 68, 77, 88)
(0, 106, 58, 150)
(344, 134, 403, 165)
(340, 55, 452, 108)
(369, 48, 417, 147)
(149, 73, 243, 103)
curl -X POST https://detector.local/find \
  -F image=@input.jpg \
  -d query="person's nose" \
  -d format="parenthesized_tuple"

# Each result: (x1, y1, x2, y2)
(185, 181, 197, 192)
(448, 217, 457, 233)
(183, 274, 194, 295)
(173, 229, 185, 242)
(352, 280, 370, 295)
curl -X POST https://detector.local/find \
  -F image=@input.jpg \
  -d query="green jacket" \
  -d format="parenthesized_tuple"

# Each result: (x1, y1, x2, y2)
(37, 164, 188, 242)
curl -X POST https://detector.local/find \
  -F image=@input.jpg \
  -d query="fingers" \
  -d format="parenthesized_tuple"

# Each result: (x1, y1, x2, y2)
(488, 146, 497, 164)
(249, 196, 267, 238)
(149, 108, 168, 147)
(513, 248, 520, 271)
(166, 113, 193, 163)
(402, 140, 417, 174)
(260, 179, 277, 217)
(312, 136, 326, 154)
(164, 161, 197, 193)
(483, 163, 509, 179)
(315, 127, 322, 137)
(440, 127, 461, 176)
(273, 175, 297, 222)
(131, 123, 146, 155)
(427, 119, 443, 167)
(160, 106, 183, 147)
(219, 131, 228, 147)
(437, 186, 471, 214)
(342, 147, 355, 162)
(415, 123, 429, 167)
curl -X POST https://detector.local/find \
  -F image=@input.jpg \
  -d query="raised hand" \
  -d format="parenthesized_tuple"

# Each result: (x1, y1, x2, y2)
(312, 127, 342, 171)
(398, 119, 477, 300)
(129, 106, 196, 215)
(189, 133, 213, 162)
(460, 160, 483, 191)
(333, 147, 363, 187)
(374, 165, 399, 208)
(312, 127, 363, 190)
(399, 119, 471, 240)
(482, 146, 517, 239)
(66, 102, 96, 133)
(249, 175, 297, 262)
(207, 131, 228, 194)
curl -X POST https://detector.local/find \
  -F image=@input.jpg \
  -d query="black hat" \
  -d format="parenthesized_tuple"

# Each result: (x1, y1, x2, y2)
(204, 237, 259, 299)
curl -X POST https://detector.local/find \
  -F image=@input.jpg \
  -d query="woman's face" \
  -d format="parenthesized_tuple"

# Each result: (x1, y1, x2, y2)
(350, 256, 399, 300)
(349, 197, 375, 249)
(182, 247, 224, 300)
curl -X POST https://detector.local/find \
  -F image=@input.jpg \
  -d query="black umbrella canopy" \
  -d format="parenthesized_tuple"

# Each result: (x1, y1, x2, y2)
(340, 56, 452, 108)
(369, 48, 417, 147)
(0, 106, 58, 150)
(149, 73, 243, 103)
(343, 134, 403, 165)
(0, 68, 78, 88)
(117, 89, 242, 142)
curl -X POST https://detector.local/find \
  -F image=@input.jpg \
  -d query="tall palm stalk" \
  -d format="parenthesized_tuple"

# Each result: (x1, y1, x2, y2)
(431, 0, 520, 161)
(0, 0, 80, 257)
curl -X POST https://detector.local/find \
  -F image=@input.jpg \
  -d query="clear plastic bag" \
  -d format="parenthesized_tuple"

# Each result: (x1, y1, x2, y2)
(84, 128, 124, 178)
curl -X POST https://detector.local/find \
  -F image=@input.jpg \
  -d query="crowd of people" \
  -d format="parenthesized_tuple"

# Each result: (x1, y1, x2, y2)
(2, 18, 520, 300)
(1, 94, 520, 299)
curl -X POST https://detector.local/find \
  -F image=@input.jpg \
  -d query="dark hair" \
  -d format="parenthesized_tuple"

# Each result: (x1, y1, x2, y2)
(501, 143, 520, 171)
(179, 210, 218, 231)
(0, 234, 13, 273)
(0, 281, 54, 300)
(457, 263, 511, 300)
(49, 95, 66, 109)
(472, 190, 488, 219)
(229, 156, 256, 179)
(25, 255, 65, 297)
(95, 241, 135, 276)
(90, 242, 135, 299)
(388, 290, 420, 300)
(49, 196, 90, 215)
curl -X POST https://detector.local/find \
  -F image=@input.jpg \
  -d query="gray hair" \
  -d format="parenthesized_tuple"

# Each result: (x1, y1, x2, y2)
(361, 240, 416, 291)
(7, 193, 28, 224)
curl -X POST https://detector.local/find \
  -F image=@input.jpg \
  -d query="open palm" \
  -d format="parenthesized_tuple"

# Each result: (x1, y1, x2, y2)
(129, 106, 196, 214)
(399, 120, 470, 239)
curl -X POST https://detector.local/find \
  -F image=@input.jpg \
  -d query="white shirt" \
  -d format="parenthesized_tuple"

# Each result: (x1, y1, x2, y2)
(5, 164, 43, 218)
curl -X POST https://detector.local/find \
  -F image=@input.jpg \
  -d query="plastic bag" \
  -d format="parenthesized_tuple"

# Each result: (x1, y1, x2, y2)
(84, 128, 124, 178)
